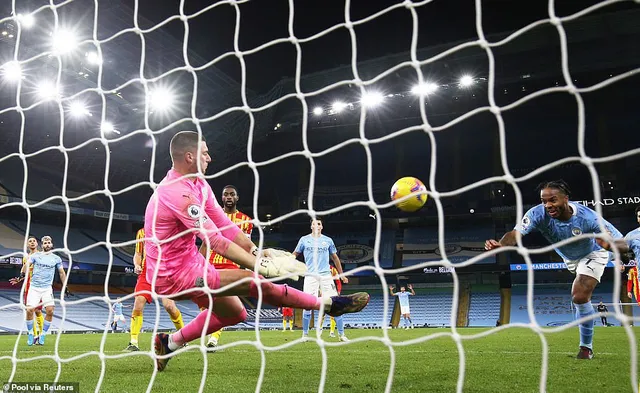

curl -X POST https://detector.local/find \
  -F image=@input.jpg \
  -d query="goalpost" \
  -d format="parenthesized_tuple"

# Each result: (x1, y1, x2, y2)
(0, 0, 639, 392)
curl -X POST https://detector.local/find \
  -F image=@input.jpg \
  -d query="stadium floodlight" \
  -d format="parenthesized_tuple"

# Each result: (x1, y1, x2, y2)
(36, 81, 59, 100)
(16, 13, 35, 29)
(2, 61, 22, 82)
(332, 101, 347, 113)
(1, 31, 6, 36)
(101, 121, 115, 133)
(149, 88, 175, 112)
(459, 74, 474, 87)
(85, 51, 102, 65)
(411, 82, 438, 96)
(51, 28, 78, 54)
(69, 101, 91, 117)
(313, 107, 323, 116)
(361, 92, 384, 108)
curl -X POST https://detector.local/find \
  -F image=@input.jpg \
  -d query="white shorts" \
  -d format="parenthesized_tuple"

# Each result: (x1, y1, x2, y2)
(303, 274, 338, 298)
(26, 286, 54, 308)
(564, 249, 609, 282)
(400, 305, 411, 315)
(113, 315, 126, 323)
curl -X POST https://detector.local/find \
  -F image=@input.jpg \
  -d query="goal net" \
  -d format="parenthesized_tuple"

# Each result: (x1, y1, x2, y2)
(0, 0, 639, 392)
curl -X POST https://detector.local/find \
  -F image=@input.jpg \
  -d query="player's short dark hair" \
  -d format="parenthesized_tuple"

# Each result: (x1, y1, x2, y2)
(27, 235, 37, 241)
(310, 217, 323, 224)
(222, 185, 238, 194)
(635, 206, 640, 216)
(170, 131, 204, 161)
(537, 180, 571, 197)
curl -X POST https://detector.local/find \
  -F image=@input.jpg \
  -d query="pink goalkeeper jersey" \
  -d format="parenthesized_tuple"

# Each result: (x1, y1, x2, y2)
(144, 168, 241, 279)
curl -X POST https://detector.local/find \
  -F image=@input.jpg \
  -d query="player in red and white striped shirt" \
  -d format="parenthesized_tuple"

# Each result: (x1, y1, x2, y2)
(199, 185, 253, 348)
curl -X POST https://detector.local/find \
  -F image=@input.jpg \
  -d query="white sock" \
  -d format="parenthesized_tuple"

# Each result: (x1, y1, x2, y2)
(167, 335, 180, 351)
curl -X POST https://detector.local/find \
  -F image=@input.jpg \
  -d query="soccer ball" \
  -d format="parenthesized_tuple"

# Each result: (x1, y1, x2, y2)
(390, 177, 427, 212)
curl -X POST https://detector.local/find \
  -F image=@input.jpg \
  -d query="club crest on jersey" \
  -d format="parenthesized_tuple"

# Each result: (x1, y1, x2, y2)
(187, 204, 201, 218)
(521, 216, 531, 230)
(572, 227, 582, 236)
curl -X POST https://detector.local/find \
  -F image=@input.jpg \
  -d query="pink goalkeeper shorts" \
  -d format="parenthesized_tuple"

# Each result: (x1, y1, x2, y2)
(148, 252, 221, 310)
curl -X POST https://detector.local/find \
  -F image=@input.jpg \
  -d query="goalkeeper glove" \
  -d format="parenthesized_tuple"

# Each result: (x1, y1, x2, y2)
(256, 255, 307, 281)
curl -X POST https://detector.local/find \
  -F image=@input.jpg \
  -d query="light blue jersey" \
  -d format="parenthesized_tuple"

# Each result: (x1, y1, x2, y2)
(396, 292, 411, 307)
(113, 303, 123, 316)
(294, 234, 336, 275)
(28, 252, 62, 289)
(625, 227, 640, 259)
(515, 202, 622, 261)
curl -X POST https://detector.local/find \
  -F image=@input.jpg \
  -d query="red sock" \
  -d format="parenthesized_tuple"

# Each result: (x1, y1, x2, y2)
(249, 279, 321, 310)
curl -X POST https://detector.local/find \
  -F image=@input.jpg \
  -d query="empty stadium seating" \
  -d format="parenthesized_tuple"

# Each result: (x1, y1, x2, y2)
(468, 292, 501, 327)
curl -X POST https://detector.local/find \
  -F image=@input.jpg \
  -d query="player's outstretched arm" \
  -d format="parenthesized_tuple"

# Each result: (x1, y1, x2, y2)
(389, 286, 396, 296)
(485, 230, 519, 250)
(408, 284, 415, 295)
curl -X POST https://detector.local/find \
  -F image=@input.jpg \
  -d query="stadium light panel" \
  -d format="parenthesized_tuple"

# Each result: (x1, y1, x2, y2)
(101, 121, 115, 133)
(69, 101, 90, 117)
(36, 81, 59, 100)
(313, 107, 323, 116)
(459, 75, 474, 87)
(1, 31, 6, 36)
(51, 29, 78, 54)
(85, 51, 102, 65)
(17, 13, 35, 29)
(2, 62, 22, 82)
(361, 92, 384, 108)
(332, 101, 346, 113)
(411, 82, 438, 96)
(149, 88, 175, 112)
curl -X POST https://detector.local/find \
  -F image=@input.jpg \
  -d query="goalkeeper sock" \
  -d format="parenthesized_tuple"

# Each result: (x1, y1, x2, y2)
(289, 320, 293, 330)
(170, 309, 246, 349)
(282, 320, 287, 330)
(171, 311, 184, 330)
(36, 314, 44, 335)
(43, 320, 51, 334)
(330, 317, 336, 334)
(248, 281, 321, 310)
(336, 316, 345, 335)
(130, 316, 143, 345)
(212, 329, 222, 341)
(302, 310, 311, 335)
(575, 302, 595, 349)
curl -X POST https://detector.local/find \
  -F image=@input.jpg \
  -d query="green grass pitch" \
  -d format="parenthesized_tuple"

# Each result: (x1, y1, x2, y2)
(0, 327, 638, 392)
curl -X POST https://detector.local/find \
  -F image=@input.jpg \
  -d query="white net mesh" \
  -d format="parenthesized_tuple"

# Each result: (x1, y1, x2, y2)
(0, 0, 639, 392)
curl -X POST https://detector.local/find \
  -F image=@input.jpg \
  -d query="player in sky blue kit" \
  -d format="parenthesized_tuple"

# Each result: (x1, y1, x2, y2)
(390, 284, 415, 328)
(23, 236, 68, 346)
(624, 206, 640, 262)
(293, 218, 349, 341)
(485, 180, 628, 360)
(111, 298, 129, 333)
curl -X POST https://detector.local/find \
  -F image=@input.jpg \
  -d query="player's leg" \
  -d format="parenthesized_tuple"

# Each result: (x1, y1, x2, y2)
(24, 306, 36, 346)
(288, 316, 293, 331)
(572, 251, 608, 359)
(127, 295, 147, 350)
(161, 298, 184, 330)
(321, 276, 347, 341)
(40, 304, 54, 345)
(301, 276, 319, 338)
(208, 329, 222, 348)
(34, 308, 44, 337)
(156, 296, 247, 371)
(329, 317, 336, 337)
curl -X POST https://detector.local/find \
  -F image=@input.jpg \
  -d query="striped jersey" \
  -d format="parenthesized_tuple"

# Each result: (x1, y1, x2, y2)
(208, 210, 253, 268)
(135, 228, 146, 274)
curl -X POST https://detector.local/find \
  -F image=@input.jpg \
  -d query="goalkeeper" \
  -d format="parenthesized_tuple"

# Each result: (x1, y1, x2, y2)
(147, 131, 369, 371)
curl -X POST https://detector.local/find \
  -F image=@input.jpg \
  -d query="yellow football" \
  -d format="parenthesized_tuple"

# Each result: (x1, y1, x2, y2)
(390, 177, 428, 212)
